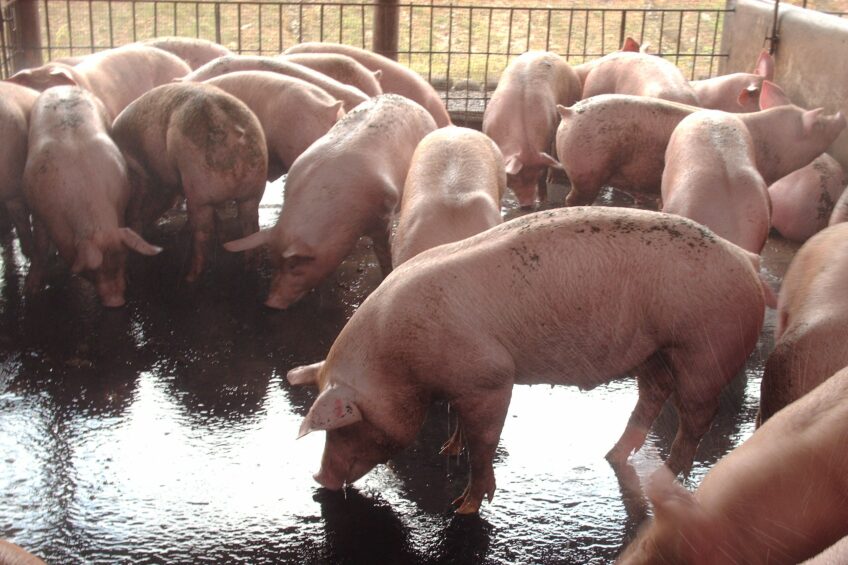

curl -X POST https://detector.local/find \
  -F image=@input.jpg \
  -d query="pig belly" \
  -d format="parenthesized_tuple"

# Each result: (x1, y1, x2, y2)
(512, 331, 658, 390)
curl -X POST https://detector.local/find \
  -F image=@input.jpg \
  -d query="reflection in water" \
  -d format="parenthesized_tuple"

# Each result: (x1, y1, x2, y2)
(0, 183, 801, 564)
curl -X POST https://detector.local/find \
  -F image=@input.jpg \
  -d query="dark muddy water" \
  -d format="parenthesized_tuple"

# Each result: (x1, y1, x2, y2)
(0, 183, 797, 564)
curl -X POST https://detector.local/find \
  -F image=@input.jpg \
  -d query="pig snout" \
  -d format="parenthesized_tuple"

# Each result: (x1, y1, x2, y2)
(264, 272, 307, 310)
(96, 276, 127, 308)
(509, 175, 539, 209)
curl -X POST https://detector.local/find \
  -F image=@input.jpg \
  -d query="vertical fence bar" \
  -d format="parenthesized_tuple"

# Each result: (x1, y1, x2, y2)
(619, 10, 626, 48)
(373, 0, 398, 60)
(691, 10, 702, 79)
(214, 2, 220, 45)
(43, 0, 53, 62)
(65, 0, 73, 54)
(88, 0, 94, 50)
(12, 0, 43, 69)
(108, 1, 114, 47)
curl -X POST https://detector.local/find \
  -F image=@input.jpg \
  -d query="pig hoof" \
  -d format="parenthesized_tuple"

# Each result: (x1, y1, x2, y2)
(605, 447, 631, 466)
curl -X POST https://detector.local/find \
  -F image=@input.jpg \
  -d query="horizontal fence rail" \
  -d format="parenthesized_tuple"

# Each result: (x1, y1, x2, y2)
(13, 0, 845, 121)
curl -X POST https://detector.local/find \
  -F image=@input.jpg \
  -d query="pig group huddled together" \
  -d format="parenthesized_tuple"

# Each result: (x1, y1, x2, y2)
(2, 34, 848, 564)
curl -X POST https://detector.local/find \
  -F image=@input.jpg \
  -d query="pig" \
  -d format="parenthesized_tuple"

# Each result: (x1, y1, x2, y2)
(22, 86, 161, 307)
(0, 82, 39, 256)
(830, 185, 848, 225)
(287, 207, 768, 514)
(0, 540, 46, 565)
(223, 94, 436, 309)
(180, 55, 369, 111)
(661, 110, 770, 253)
(284, 42, 451, 127)
(770, 153, 846, 242)
(758, 222, 848, 425)
(391, 126, 505, 266)
(761, 81, 848, 242)
(7, 44, 191, 120)
(572, 36, 642, 91)
(280, 52, 382, 97)
(580, 48, 699, 105)
(111, 82, 268, 282)
(802, 536, 848, 565)
(691, 50, 774, 113)
(482, 51, 581, 208)
(556, 86, 846, 206)
(616, 365, 848, 565)
(141, 36, 233, 70)
(203, 71, 343, 181)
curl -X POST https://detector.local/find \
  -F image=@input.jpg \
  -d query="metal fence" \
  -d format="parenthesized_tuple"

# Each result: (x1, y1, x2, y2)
(1, 1, 735, 120)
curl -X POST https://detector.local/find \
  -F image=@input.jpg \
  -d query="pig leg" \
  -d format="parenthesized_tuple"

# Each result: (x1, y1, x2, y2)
(23, 219, 51, 296)
(665, 378, 721, 476)
(185, 201, 216, 283)
(439, 413, 463, 456)
(6, 198, 33, 258)
(451, 385, 512, 514)
(564, 178, 602, 206)
(537, 171, 548, 203)
(236, 196, 261, 269)
(606, 352, 674, 465)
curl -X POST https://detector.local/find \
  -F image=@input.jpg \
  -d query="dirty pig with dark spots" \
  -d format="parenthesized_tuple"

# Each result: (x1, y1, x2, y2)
(287, 207, 768, 514)
(23, 86, 161, 307)
(224, 94, 436, 310)
(111, 82, 268, 283)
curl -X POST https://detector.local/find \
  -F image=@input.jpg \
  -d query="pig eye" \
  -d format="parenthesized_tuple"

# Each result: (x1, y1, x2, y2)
(285, 255, 315, 271)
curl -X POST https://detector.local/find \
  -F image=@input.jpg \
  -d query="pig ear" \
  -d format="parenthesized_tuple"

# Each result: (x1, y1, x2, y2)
(72, 240, 103, 274)
(802, 108, 825, 136)
(644, 467, 697, 522)
(330, 100, 345, 120)
(621, 37, 640, 52)
(737, 84, 759, 108)
(297, 384, 362, 438)
(539, 152, 564, 170)
(373, 69, 383, 84)
(754, 50, 774, 81)
(287, 361, 324, 386)
(504, 155, 523, 176)
(223, 228, 273, 252)
(759, 80, 790, 110)
(48, 66, 78, 86)
(557, 104, 572, 120)
(119, 227, 162, 256)
(7, 69, 33, 85)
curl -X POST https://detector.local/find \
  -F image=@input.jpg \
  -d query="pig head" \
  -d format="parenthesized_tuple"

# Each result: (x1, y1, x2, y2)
(691, 50, 774, 113)
(287, 360, 427, 490)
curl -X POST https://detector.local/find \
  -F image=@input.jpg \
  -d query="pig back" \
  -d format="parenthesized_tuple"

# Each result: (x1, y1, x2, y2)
(366, 207, 764, 389)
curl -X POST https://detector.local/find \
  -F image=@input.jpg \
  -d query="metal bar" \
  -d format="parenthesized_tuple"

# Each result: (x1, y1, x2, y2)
(194, 2, 198, 38)
(708, 9, 719, 78)
(237, 3, 241, 52)
(619, 9, 626, 48)
(675, 11, 683, 66)
(44, 0, 53, 61)
(87, 0, 93, 50)
(373, 0, 398, 60)
(692, 10, 702, 79)
(277, 3, 282, 52)
(153, 1, 157, 38)
(108, 1, 114, 47)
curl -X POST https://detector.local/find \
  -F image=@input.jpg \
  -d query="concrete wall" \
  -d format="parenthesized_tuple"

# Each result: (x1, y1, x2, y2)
(722, 0, 848, 169)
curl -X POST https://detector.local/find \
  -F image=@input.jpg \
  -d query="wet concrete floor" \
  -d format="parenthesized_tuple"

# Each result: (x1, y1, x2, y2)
(0, 182, 798, 564)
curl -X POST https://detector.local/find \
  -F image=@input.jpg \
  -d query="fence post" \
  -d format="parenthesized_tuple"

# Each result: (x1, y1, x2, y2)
(373, 0, 398, 60)
(12, 0, 43, 70)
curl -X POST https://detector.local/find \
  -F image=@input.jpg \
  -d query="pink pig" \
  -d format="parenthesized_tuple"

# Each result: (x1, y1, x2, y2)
(580, 48, 699, 105)
(141, 36, 233, 70)
(557, 87, 845, 206)
(0, 540, 46, 565)
(661, 110, 770, 253)
(23, 86, 161, 307)
(617, 365, 848, 565)
(223, 94, 436, 309)
(111, 82, 268, 282)
(0, 82, 38, 256)
(204, 71, 343, 180)
(762, 81, 847, 242)
(8, 44, 191, 120)
(691, 50, 774, 113)
(288, 207, 768, 514)
(572, 36, 644, 90)
(392, 126, 505, 266)
(181, 55, 369, 111)
(758, 222, 848, 425)
(284, 42, 451, 127)
(482, 51, 580, 208)
(281, 52, 382, 97)
(830, 186, 848, 225)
